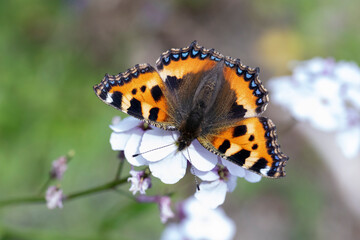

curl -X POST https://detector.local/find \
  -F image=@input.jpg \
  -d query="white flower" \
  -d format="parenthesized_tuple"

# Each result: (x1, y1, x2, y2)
(110, 116, 262, 207)
(137, 195, 175, 223)
(269, 58, 360, 158)
(110, 116, 149, 166)
(50, 156, 68, 180)
(139, 127, 217, 184)
(128, 169, 152, 195)
(45, 186, 63, 209)
(161, 197, 236, 240)
(193, 158, 261, 209)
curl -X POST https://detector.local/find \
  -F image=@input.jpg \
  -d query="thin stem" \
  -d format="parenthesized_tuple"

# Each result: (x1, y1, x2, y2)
(0, 176, 130, 208)
(37, 177, 52, 195)
(65, 176, 129, 201)
(114, 151, 125, 180)
(114, 159, 125, 180)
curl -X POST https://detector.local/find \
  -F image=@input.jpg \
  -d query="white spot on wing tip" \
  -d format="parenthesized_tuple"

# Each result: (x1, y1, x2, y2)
(260, 166, 270, 175)
(105, 93, 113, 103)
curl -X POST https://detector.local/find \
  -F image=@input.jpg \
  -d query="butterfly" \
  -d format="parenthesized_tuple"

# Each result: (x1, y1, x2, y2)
(94, 41, 288, 178)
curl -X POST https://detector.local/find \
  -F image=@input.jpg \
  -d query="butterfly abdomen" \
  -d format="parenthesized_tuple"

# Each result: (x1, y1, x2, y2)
(178, 103, 205, 151)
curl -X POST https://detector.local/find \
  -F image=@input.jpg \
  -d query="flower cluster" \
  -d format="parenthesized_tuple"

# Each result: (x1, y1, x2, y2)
(269, 58, 360, 158)
(45, 155, 69, 209)
(45, 186, 64, 209)
(110, 116, 261, 209)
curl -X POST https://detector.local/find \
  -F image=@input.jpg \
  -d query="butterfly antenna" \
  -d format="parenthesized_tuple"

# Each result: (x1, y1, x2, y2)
(132, 143, 175, 157)
(186, 148, 200, 191)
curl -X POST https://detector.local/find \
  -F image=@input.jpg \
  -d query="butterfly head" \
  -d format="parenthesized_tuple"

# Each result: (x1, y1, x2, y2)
(177, 135, 193, 151)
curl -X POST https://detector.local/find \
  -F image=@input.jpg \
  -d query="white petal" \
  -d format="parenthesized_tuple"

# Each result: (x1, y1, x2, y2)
(186, 140, 218, 171)
(124, 128, 148, 166)
(149, 151, 187, 184)
(109, 117, 142, 132)
(192, 168, 219, 181)
(334, 61, 360, 85)
(110, 132, 132, 150)
(244, 170, 262, 183)
(195, 180, 227, 209)
(313, 76, 340, 100)
(226, 175, 237, 192)
(336, 127, 360, 159)
(221, 158, 246, 178)
(140, 128, 177, 162)
(346, 87, 360, 109)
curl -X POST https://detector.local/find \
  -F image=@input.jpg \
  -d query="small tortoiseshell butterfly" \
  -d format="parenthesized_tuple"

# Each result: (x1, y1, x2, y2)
(94, 41, 288, 178)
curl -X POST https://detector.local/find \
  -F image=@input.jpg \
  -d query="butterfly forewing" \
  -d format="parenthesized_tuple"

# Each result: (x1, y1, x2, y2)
(222, 57, 269, 118)
(93, 64, 176, 130)
(156, 41, 224, 94)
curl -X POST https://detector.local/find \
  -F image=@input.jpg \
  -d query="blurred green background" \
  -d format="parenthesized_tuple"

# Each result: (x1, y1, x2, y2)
(1, 0, 359, 239)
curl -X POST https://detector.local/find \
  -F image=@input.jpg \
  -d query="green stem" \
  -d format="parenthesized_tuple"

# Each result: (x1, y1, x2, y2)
(114, 158, 125, 180)
(0, 176, 130, 208)
(66, 176, 129, 200)
(37, 177, 52, 195)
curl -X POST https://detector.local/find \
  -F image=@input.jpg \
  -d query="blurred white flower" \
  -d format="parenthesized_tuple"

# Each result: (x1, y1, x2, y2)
(50, 156, 68, 180)
(161, 197, 236, 240)
(137, 195, 175, 223)
(269, 58, 360, 158)
(128, 169, 152, 195)
(45, 186, 63, 209)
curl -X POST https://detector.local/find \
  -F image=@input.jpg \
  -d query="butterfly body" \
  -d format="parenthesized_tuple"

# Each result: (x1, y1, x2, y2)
(94, 41, 288, 178)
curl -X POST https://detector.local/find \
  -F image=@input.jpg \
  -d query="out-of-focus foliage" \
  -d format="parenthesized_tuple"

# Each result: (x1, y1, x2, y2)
(1, 0, 359, 239)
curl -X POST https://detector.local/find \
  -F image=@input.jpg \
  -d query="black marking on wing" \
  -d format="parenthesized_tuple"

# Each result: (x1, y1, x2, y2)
(233, 125, 247, 137)
(249, 158, 268, 172)
(99, 91, 107, 101)
(127, 98, 143, 119)
(229, 102, 247, 119)
(248, 135, 255, 141)
(149, 107, 160, 121)
(165, 76, 182, 92)
(229, 149, 251, 166)
(151, 85, 163, 102)
(110, 91, 123, 109)
(218, 140, 231, 154)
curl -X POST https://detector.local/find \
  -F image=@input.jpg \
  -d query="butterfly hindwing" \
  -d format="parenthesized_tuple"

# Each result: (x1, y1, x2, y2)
(198, 117, 288, 178)
(93, 64, 176, 130)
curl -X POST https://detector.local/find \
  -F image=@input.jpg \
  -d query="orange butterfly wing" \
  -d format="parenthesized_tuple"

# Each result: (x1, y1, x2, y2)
(93, 64, 175, 130)
(222, 56, 269, 118)
(199, 117, 288, 178)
